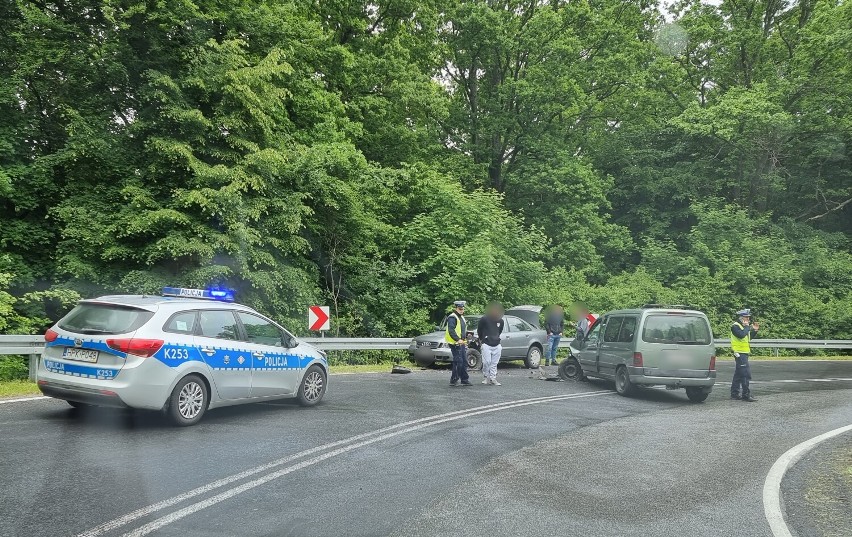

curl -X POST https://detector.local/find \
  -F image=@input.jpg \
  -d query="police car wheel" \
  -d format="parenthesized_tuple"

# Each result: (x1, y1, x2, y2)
(298, 365, 326, 406)
(614, 366, 637, 397)
(167, 375, 208, 426)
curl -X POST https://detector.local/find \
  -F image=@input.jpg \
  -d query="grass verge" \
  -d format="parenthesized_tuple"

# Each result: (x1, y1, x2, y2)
(0, 380, 40, 398)
(329, 361, 419, 374)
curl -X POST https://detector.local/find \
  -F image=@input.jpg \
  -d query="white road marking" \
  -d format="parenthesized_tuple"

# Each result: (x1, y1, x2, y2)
(0, 396, 48, 404)
(118, 391, 613, 537)
(78, 390, 610, 537)
(763, 423, 852, 537)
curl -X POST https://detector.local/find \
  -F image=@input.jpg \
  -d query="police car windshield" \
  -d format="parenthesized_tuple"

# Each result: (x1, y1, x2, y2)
(58, 304, 154, 335)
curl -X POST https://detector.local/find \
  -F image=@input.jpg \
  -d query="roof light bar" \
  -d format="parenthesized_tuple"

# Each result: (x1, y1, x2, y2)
(161, 287, 235, 302)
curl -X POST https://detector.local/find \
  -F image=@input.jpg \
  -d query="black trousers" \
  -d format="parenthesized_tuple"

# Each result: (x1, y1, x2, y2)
(731, 353, 752, 397)
(450, 345, 469, 383)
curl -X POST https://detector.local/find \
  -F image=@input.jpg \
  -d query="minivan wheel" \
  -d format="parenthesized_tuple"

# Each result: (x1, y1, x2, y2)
(614, 366, 637, 397)
(466, 349, 483, 371)
(298, 365, 327, 406)
(558, 357, 585, 381)
(685, 387, 710, 403)
(166, 374, 208, 426)
(524, 346, 543, 369)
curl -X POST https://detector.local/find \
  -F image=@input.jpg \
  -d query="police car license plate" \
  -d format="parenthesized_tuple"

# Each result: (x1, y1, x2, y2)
(62, 348, 99, 363)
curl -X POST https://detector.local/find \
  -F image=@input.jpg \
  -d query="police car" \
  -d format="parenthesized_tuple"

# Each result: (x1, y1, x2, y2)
(37, 287, 328, 426)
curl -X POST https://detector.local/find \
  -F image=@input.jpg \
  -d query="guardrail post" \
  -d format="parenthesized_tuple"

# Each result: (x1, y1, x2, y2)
(773, 347, 779, 357)
(29, 353, 39, 382)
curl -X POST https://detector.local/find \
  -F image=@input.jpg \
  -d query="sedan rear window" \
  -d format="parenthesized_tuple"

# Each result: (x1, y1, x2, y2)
(58, 304, 154, 335)
(642, 315, 712, 345)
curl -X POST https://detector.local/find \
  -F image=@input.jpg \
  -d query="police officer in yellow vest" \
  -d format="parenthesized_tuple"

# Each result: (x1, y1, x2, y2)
(731, 308, 760, 402)
(446, 301, 473, 386)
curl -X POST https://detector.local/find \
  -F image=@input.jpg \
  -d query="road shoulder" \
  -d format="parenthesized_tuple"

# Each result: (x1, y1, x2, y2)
(781, 432, 852, 537)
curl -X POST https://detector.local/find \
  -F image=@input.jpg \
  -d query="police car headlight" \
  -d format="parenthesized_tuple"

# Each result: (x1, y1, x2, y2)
(318, 350, 327, 359)
(437, 342, 447, 349)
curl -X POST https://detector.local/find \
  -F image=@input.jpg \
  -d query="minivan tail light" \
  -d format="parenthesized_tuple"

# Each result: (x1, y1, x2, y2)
(633, 352, 643, 367)
(44, 329, 59, 343)
(106, 338, 164, 358)
(709, 355, 716, 371)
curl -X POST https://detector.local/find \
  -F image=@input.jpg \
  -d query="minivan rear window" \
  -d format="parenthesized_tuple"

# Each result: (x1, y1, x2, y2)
(642, 315, 712, 345)
(58, 304, 154, 335)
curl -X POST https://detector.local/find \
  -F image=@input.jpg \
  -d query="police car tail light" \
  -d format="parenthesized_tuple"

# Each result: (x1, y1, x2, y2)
(44, 329, 59, 343)
(632, 352, 643, 367)
(106, 338, 164, 358)
(709, 355, 716, 371)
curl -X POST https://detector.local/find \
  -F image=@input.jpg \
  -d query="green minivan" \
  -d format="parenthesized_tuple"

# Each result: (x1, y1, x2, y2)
(560, 305, 717, 402)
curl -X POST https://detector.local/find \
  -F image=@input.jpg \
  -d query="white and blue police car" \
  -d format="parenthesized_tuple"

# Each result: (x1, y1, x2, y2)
(37, 287, 328, 425)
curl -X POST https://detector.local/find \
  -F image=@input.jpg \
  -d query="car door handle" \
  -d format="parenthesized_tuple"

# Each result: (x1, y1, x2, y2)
(201, 347, 215, 356)
(252, 351, 264, 358)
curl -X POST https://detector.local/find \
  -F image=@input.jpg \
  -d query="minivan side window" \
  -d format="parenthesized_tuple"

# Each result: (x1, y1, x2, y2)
(603, 317, 624, 343)
(198, 310, 238, 340)
(617, 317, 638, 343)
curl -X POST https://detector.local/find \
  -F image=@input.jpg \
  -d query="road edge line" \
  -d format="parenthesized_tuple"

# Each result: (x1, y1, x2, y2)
(0, 395, 48, 404)
(119, 391, 615, 537)
(78, 390, 610, 537)
(763, 423, 852, 537)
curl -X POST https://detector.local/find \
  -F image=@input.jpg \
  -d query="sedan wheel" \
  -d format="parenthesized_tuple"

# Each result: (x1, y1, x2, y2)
(466, 349, 482, 371)
(524, 346, 542, 369)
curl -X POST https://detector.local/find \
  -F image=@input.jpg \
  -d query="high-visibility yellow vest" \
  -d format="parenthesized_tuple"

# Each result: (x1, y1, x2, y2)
(445, 312, 464, 344)
(730, 322, 751, 353)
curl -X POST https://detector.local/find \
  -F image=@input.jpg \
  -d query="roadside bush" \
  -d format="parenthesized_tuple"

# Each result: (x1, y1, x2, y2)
(0, 356, 28, 381)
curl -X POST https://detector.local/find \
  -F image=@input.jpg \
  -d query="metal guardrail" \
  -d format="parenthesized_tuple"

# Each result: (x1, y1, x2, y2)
(2, 335, 851, 382)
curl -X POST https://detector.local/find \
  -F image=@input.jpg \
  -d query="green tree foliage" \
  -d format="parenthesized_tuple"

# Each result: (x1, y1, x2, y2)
(0, 0, 849, 340)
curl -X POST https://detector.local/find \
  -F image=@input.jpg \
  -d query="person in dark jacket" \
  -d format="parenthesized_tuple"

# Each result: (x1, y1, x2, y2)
(544, 305, 565, 366)
(730, 308, 760, 402)
(445, 300, 472, 386)
(477, 302, 505, 385)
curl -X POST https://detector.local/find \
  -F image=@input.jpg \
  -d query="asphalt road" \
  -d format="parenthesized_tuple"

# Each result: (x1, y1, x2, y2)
(1, 360, 851, 537)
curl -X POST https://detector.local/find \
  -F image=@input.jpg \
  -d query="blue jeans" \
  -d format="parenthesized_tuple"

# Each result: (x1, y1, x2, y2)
(547, 335, 561, 364)
(450, 345, 470, 384)
(731, 354, 752, 397)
